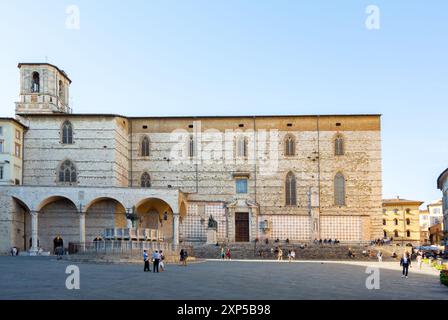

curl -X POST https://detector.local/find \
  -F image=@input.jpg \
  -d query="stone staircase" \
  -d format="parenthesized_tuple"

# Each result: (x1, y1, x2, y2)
(192, 243, 397, 261)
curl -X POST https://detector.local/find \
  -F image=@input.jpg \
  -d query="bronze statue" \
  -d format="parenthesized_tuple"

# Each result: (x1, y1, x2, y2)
(208, 215, 218, 229)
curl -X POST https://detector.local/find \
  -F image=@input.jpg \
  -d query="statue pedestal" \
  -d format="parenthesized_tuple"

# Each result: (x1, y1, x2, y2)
(206, 228, 217, 245)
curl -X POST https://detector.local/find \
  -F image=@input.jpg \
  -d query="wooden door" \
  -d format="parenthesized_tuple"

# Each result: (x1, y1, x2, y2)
(235, 212, 249, 242)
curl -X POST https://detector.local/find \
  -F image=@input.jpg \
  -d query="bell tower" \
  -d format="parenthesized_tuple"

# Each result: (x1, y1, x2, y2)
(15, 63, 72, 114)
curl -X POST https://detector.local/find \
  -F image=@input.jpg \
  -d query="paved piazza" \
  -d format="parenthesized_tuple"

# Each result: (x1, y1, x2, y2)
(0, 257, 447, 300)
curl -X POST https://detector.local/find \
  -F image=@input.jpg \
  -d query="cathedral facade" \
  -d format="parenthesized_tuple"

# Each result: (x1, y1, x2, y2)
(0, 63, 383, 254)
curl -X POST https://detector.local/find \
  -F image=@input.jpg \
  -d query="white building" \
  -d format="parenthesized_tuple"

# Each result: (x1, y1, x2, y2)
(437, 169, 448, 239)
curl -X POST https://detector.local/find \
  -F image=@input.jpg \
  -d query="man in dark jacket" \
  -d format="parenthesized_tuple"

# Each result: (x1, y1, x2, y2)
(400, 252, 411, 278)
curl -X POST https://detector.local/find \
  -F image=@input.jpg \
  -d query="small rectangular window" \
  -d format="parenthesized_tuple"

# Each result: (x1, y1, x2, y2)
(0, 140, 3, 153)
(15, 129, 20, 140)
(236, 179, 248, 194)
(0, 166, 3, 180)
(15, 143, 21, 158)
(0, 126, 3, 135)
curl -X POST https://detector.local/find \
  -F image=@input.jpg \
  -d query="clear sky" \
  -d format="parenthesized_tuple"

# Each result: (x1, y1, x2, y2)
(0, 1, 447, 207)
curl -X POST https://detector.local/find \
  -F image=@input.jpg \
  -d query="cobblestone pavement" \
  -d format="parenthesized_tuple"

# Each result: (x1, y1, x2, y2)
(0, 256, 446, 300)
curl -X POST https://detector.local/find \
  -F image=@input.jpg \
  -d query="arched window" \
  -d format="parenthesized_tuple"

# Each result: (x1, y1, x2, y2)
(383, 230, 387, 238)
(59, 80, 65, 104)
(406, 218, 411, 225)
(393, 218, 398, 226)
(58, 160, 77, 183)
(383, 219, 386, 226)
(237, 136, 248, 158)
(394, 230, 399, 237)
(285, 171, 297, 206)
(334, 172, 346, 206)
(188, 134, 195, 158)
(31, 72, 40, 93)
(61, 121, 73, 144)
(284, 135, 295, 156)
(141, 172, 151, 188)
(335, 136, 344, 156)
(141, 136, 150, 157)
(406, 230, 411, 237)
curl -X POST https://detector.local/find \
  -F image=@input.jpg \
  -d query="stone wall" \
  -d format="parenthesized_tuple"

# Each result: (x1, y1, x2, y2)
(0, 114, 382, 252)
(21, 116, 126, 187)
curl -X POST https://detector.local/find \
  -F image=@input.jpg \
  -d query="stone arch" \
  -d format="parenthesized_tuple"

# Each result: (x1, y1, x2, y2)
(31, 71, 40, 92)
(179, 200, 188, 224)
(84, 197, 127, 242)
(11, 197, 31, 251)
(37, 196, 79, 252)
(135, 198, 174, 241)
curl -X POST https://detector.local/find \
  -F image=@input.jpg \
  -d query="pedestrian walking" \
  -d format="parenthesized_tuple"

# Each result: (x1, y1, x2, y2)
(159, 250, 165, 272)
(143, 250, 150, 272)
(220, 247, 225, 260)
(277, 248, 283, 261)
(400, 252, 411, 278)
(417, 251, 423, 270)
(290, 249, 296, 261)
(180, 248, 188, 266)
(225, 248, 231, 260)
(377, 250, 383, 262)
(152, 250, 160, 273)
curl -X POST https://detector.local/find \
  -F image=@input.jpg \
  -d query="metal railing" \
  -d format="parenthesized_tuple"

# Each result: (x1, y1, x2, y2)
(103, 228, 164, 242)
(68, 240, 193, 258)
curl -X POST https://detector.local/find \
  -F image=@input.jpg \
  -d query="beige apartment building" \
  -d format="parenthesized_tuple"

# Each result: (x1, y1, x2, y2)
(382, 197, 423, 245)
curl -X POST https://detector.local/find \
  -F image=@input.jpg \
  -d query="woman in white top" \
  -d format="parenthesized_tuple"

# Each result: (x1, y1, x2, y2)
(417, 252, 423, 270)
(290, 250, 296, 261)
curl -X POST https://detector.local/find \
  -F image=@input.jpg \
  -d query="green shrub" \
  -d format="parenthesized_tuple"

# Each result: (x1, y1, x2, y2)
(440, 270, 448, 286)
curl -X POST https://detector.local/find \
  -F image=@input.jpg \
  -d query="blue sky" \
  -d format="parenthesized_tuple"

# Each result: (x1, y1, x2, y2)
(0, 0, 447, 206)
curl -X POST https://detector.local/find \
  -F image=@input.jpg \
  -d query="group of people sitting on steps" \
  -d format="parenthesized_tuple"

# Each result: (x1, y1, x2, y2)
(313, 238, 340, 245)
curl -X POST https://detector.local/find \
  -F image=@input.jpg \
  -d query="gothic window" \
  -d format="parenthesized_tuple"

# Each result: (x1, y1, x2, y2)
(406, 230, 411, 237)
(31, 72, 40, 93)
(335, 136, 344, 156)
(61, 121, 73, 144)
(334, 172, 346, 206)
(383, 230, 387, 238)
(58, 160, 77, 183)
(141, 172, 151, 188)
(284, 135, 295, 156)
(141, 136, 150, 157)
(188, 134, 195, 158)
(237, 136, 248, 158)
(285, 171, 297, 206)
(394, 218, 398, 226)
